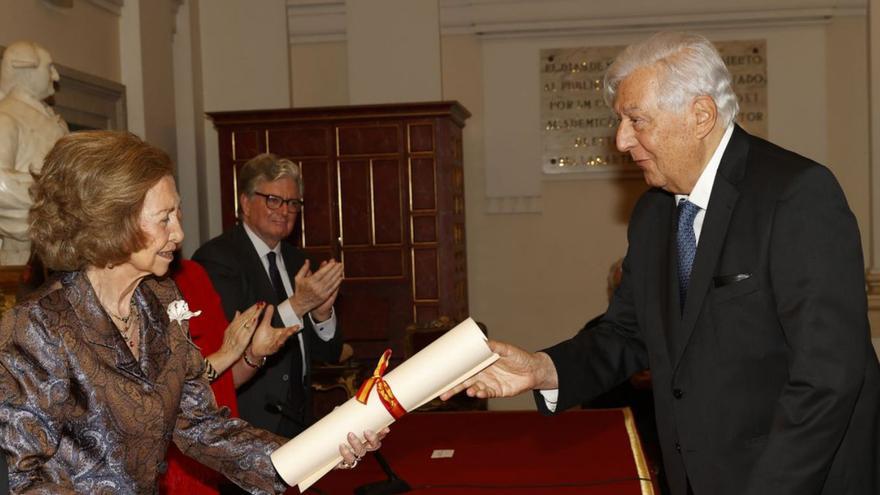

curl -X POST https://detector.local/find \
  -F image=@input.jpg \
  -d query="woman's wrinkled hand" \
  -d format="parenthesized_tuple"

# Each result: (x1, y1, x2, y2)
(336, 428, 390, 469)
(247, 304, 300, 359)
(217, 302, 264, 358)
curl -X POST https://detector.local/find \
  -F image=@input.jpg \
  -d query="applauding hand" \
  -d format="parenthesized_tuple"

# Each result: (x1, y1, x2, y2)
(247, 304, 300, 361)
(217, 302, 264, 359)
(290, 259, 343, 319)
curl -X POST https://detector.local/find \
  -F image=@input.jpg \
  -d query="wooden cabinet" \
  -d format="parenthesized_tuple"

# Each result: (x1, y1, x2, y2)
(207, 102, 470, 361)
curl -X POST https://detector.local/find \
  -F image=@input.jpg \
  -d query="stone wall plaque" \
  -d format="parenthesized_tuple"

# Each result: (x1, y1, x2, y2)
(540, 40, 767, 176)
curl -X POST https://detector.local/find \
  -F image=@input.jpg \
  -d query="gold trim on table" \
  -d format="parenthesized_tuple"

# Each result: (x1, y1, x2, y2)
(622, 406, 655, 495)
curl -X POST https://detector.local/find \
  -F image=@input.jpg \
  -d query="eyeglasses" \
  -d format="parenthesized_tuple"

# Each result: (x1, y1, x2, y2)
(253, 192, 304, 211)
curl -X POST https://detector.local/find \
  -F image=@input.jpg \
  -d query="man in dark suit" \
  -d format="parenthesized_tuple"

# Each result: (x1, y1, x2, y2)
(444, 32, 879, 495)
(194, 153, 343, 437)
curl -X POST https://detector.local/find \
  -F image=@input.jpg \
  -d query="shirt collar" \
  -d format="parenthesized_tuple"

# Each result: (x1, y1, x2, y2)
(242, 222, 281, 259)
(675, 124, 735, 209)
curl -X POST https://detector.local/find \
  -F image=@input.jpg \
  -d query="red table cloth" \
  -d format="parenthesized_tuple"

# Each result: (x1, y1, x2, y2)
(309, 408, 654, 495)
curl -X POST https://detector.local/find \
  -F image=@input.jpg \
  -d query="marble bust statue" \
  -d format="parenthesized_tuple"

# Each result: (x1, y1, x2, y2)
(0, 41, 68, 266)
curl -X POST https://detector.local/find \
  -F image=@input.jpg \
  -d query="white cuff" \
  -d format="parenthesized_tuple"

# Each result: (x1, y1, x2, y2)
(539, 389, 559, 412)
(308, 308, 336, 342)
(276, 299, 304, 329)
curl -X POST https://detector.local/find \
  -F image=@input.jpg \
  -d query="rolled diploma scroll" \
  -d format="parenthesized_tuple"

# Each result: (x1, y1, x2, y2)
(270, 317, 498, 490)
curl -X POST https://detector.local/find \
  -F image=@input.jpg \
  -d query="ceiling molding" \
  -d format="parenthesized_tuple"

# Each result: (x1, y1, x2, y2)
(457, 8, 848, 40)
(287, 0, 866, 44)
(86, 0, 123, 16)
(287, 0, 346, 44)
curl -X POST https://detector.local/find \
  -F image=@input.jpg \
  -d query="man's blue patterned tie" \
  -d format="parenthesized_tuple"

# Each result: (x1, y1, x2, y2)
(677, 198, 700, 311)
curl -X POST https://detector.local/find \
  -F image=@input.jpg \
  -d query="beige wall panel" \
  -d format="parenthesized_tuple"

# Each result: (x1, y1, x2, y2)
(290, 41, 349, 107)
(346, 0, 441, 104)
(139, 0, 177, 159)
(0, 0, 119, 81)
(197, 0, 291, 238)
(199, 0, 290, 112)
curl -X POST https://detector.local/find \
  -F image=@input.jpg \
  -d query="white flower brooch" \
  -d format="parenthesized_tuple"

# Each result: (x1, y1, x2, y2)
(167, 300, 202, 326)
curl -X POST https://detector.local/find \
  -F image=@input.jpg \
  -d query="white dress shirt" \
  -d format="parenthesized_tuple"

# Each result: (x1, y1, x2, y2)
(243, 223, 337, 376)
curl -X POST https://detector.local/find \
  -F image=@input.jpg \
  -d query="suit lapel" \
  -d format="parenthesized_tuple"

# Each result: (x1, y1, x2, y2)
(671, 126, 749, 370)
(232, 224, 279, 311)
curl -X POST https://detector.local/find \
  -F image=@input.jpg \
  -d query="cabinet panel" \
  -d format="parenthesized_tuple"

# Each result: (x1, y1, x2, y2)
(412, 247, 438, 300)
(408, 123, 434, 153)
(411, 215, 436, 243)
(267, 127, 330, 157)
(372, 159, 404, 245)
(343, 248, 405, 279)
(337, 125, 399, 156)
(300, 159, 335, 248)
(339, 280, 412, 357)
(231, 130, 262, 160)
(410, 158, 436, 211)
(337, 160, 372, 246)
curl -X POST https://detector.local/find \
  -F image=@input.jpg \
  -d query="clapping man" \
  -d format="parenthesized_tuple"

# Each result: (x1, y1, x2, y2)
(194, 153, 343, 438)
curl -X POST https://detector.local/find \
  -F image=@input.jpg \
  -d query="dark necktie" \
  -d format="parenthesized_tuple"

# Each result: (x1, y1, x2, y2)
(266, 251, 289, 305)
(266, 251, 306, 425)
(676, 199, 700, 310)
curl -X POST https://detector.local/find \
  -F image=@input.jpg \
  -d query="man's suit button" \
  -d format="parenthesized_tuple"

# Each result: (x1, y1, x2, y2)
(675, 441, 681, 452)
(282, 374, 289, 382)
(673, 388, 684, 399)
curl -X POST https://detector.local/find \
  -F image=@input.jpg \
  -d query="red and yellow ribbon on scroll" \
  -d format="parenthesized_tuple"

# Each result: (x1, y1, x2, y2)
(355, 349, 407, 420)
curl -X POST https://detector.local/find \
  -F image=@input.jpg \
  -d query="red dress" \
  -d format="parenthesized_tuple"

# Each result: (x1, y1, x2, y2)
(160, 259, 240, 494)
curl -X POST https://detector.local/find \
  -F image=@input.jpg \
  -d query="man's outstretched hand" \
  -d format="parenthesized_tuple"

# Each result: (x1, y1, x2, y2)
(440, 340, 558, 400)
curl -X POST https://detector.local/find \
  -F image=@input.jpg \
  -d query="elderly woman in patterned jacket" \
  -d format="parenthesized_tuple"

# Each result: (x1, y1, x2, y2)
(0, 131, 385, 494)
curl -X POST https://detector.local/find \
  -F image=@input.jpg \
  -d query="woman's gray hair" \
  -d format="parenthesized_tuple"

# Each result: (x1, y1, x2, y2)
(604, 32, 739, 127)
(238, 152, 303, 197)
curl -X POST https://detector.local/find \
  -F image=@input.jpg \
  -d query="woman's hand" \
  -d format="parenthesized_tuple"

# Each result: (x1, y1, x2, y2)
(247, 305, 300, 360)
(217, 302, 264, 358)
(205, 302, 265, 377)
(336, 428, 390, 469)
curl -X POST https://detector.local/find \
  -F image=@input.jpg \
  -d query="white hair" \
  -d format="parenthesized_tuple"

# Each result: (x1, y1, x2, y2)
(604, 32, 739, 127)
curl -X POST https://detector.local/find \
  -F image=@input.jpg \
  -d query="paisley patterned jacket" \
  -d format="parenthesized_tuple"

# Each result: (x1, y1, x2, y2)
(0, 271, 288, 494)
